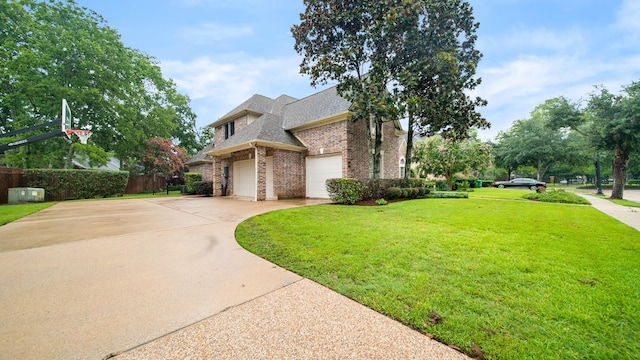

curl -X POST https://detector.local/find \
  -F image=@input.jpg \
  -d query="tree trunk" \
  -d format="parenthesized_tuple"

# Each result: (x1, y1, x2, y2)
(371, 115, 383, 179)
(610, 150, 629, 199)
(64, 144, 74, 169)
(537, 159, 542, 181)
(404, 106, 414, 179)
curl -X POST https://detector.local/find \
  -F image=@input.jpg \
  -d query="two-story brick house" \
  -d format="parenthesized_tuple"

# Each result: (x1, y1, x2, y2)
(205, 86, 406, 200)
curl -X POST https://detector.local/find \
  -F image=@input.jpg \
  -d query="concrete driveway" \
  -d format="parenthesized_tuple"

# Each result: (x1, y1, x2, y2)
(0, 197, 309, 359)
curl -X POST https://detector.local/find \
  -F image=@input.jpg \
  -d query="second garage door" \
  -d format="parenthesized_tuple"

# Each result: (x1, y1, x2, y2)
(233, 159, 255, 197)
(306, 154, 343, 198)
(233, 157, 274, 199)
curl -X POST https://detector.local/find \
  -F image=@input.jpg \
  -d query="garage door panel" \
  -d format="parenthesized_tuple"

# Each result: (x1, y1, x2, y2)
(233, 159, 254, 197)
(306, 155, 342, 198)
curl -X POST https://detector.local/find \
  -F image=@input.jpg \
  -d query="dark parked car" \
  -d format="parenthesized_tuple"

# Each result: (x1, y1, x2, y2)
(493, 178, 546, 190)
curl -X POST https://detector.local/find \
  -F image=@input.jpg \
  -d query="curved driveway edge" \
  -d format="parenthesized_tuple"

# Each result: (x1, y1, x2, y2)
(0, 196, 468, 360)
(0, 197, 306, 359)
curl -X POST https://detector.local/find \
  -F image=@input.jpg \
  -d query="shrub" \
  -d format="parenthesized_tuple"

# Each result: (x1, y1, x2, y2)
(425, 191, 469, 199)
(417, 187, 431, 197)
(404, 187, 419, 198)
(193, 181, 213, 196)
(456, 180, 470, 190)
(185, 172, 202, 194)
(482, 180, 494, 188)
(326, 178, 368, 204)
(436, 180, 449, 191)
(385, 187, 402, 200)
(375, 198, 388, 206)
(24, 169, 129, 201)
(523, 189, 590, 204)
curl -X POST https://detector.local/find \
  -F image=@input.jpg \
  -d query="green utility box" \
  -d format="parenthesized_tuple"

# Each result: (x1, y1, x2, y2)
(8, 187, 45, 204)
(476, 180, 483, 188)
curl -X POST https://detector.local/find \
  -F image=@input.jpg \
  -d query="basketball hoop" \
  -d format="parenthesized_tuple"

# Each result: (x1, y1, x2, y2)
(65, 129, 93, 145)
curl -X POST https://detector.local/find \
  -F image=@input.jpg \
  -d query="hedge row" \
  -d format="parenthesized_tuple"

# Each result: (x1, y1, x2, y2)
(326, 178, 436, 204)
(24, 169, 129, 201)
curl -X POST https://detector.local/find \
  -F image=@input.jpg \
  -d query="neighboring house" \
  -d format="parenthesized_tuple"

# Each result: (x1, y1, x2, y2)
(72, 157, 121, 171)
(205, 86, 405, 200)
(186, 142, 214, 181)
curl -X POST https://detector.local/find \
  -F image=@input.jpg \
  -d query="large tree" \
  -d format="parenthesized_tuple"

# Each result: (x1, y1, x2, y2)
(391, 0, 488, 178)
(546, 82, 640, 199)
(413, 131, 492, 190)
(0, 0, 198, 169)
(586, 83, 640, 199)
(292, 0, 487, 179)
(495, 108, 572, 182)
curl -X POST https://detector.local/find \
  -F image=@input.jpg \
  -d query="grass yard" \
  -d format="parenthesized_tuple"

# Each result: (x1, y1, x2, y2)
(237, 197, 640, 359)
(611, 199, 640, 208)
(0, 202, 55, 226)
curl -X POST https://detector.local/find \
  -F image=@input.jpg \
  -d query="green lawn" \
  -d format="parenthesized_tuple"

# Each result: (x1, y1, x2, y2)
(611, 199, 640, 208)
(468, 187, 532, 200)
(0, 202, 56, 226)
(237, 197, 640, 359)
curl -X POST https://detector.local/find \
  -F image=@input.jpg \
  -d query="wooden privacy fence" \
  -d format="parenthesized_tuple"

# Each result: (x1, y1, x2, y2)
(0, 168, 26, 204)
(0, 168, 164, 204)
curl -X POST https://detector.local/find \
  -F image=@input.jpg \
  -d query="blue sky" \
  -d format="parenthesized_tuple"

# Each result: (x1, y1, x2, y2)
(75, 0, 640, 141)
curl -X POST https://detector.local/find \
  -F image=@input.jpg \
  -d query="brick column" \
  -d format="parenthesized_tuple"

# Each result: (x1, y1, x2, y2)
(256, 146, 266, 201)
(212, 156, 222, 197)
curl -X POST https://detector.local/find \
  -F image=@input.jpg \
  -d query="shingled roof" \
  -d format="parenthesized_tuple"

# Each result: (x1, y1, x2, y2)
(186, 142, 214, 165)
(210, 94, 298, 128)
(208, 112, 305, 155)
(283, 86, 352, 130)
(205, 85, 411, 157)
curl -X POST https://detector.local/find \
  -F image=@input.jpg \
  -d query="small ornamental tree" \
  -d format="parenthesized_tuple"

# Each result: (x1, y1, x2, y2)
(141, 138, 190, 194)
(414, 131, 493, 190)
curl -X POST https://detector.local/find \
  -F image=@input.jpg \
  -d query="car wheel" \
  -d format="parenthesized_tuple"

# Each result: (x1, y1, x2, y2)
(530, 185, 537, 191)
(498, 184, 505, 189)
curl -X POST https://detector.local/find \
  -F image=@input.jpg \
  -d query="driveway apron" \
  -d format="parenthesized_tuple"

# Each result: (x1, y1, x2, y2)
(0, 197, 304, 359)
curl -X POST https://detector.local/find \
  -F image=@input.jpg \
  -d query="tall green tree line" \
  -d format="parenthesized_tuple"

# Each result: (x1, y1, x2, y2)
(0, 0, 199, 169)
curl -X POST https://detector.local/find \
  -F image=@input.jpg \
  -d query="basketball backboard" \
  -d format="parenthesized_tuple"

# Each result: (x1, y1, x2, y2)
(62, 98, 72, 137)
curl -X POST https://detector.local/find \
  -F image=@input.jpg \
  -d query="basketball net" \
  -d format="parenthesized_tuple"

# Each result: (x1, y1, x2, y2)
(65, 129, 93, 145)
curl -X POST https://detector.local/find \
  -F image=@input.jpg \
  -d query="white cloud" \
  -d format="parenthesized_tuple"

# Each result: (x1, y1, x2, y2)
(480, 27, 586, 54)
(160, 55, 310, 126)
(616, 0, 640, 34)
(178, 23, 254, 44)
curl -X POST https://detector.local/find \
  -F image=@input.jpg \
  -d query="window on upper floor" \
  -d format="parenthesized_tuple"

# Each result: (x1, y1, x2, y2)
(224, 121, 235, 139)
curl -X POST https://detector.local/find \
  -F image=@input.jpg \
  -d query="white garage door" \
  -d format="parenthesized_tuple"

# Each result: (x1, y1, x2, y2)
(233, 159, 255, 197)
(306, 154, 343, 198)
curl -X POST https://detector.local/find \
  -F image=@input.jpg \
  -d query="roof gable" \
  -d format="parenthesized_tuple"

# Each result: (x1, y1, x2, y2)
(283, 86, 352, 130)
(208, 94, 298, 128)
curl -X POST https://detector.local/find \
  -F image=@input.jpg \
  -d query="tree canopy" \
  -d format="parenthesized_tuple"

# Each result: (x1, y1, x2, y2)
(0, 0, 199, 169)
(292, 0, 488, 179)
(544, 81, 640, 199)
(414, 131, 492, 190)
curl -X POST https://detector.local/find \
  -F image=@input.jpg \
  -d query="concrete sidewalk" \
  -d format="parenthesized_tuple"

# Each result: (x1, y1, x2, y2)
(579, 190, 640, 231)
(0, 197, 467, 360)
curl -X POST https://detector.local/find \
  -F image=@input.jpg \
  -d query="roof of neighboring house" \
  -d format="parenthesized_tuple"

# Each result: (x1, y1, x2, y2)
(186, 142, 215, 165)
(72, 157, 121, 171)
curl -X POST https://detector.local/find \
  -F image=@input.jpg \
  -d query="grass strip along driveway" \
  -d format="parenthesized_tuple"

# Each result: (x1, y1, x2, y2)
(237, 192, 639, 359)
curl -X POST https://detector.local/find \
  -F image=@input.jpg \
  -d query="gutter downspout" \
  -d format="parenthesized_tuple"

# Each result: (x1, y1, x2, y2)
(250, 141, 257, 201)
